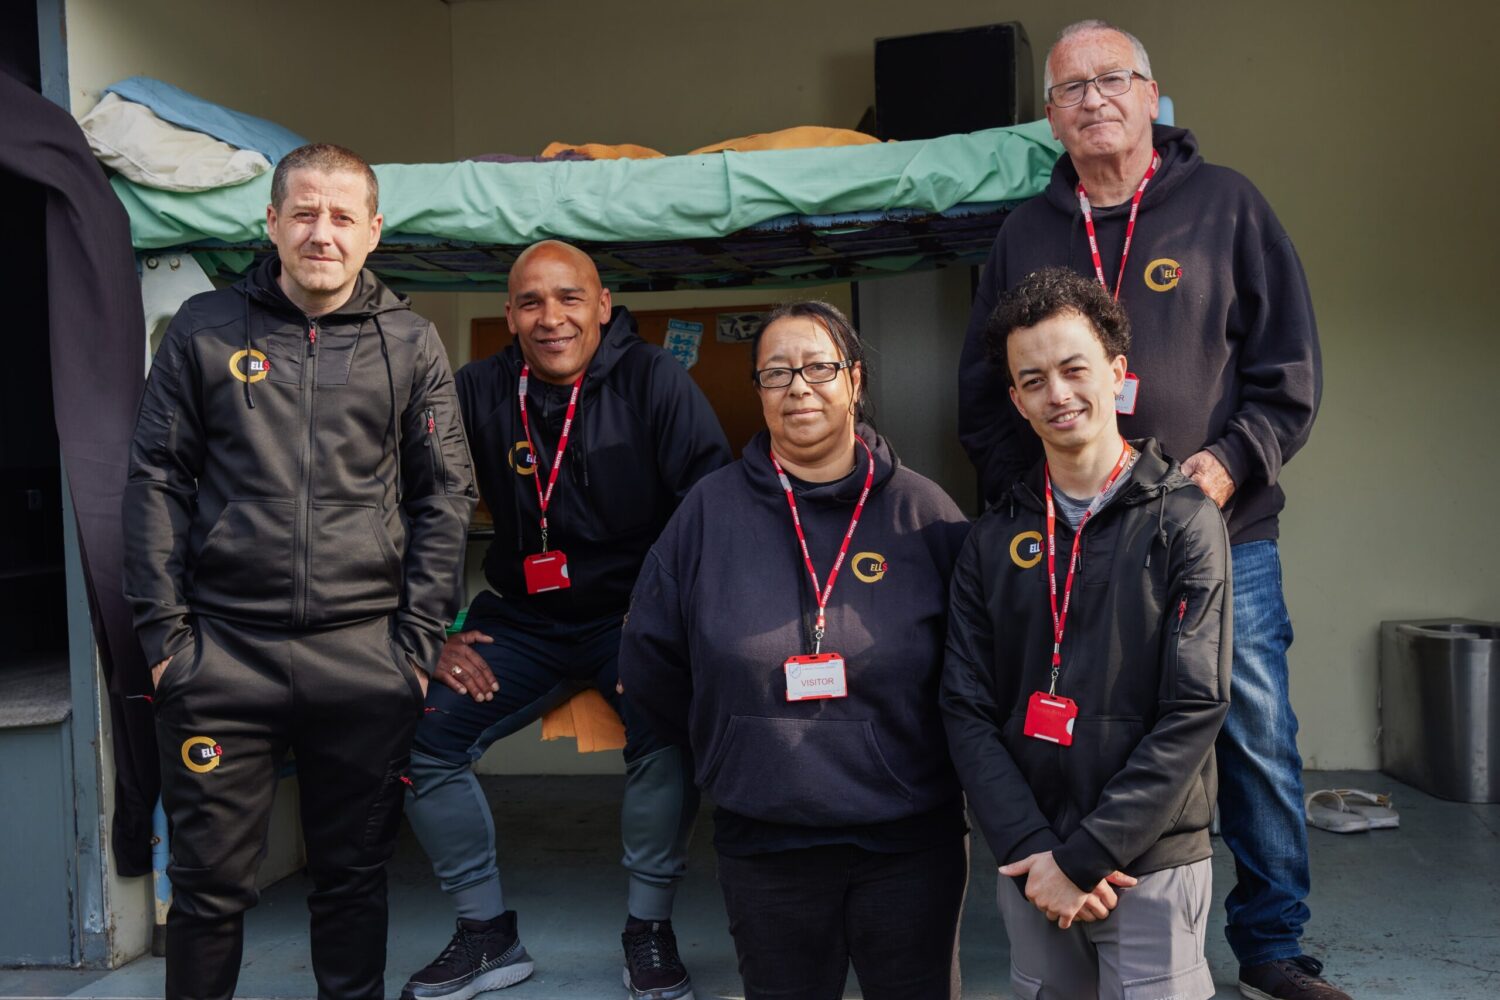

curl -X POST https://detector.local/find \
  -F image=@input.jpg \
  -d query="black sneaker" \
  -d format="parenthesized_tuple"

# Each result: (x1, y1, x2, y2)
(401, 912, 534, 1000)
(1239, 955, 1353, 1000)
(621, 917, 694, 1000)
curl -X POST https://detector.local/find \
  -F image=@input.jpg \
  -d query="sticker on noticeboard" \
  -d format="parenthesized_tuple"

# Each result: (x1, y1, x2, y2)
(664, 319, 703, 369)
(716, 311, 767, 343)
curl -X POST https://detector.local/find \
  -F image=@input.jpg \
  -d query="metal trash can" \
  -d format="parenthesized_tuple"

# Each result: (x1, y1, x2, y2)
(1379, 618, 1500, 803)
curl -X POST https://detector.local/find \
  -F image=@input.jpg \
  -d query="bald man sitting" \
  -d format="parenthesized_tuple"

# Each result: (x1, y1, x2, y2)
(401, 241, 730, 1000)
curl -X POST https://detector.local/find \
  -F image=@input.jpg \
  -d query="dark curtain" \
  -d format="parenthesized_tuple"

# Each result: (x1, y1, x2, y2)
(0, 68, 157, 876)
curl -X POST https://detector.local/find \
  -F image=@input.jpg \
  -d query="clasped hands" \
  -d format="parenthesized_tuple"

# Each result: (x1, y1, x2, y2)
(999, 850, 1137, 929)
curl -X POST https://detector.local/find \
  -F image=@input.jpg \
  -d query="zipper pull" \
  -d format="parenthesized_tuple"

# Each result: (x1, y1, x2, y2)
(308, 323, 317, 348)
(424, 407, 436, 444)
(1175, 597, 1188, 631)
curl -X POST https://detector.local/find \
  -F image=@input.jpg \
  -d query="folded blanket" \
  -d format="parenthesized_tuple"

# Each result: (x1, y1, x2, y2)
(104, 76, 307, 164)
(541, 689, 626, 753)
(690, 125, 881, 154)
(540, 141, 664, 160)
(79, 93, 270, 192)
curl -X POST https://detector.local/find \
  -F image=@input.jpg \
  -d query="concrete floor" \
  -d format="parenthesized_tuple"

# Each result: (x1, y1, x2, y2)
(3, 769, 1497, 999)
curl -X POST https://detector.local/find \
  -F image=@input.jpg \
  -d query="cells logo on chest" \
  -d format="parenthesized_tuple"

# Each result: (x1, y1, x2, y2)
(228, 348, 271, 383)
(181, 735, 224, 774)
(1144, 258, 1184, 292)
(1010, 530, 1043, 569)
(508, 441, 536, 476)
(852, 552, 888, 583)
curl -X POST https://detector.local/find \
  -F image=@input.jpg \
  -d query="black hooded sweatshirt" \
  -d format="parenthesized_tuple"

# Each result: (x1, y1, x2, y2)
(123, 257, 477, 674)
(620, 426, 971, 853)
(456, 306, 730, 623)
(958, 125, 1321, 544)
(941, 440, 1231, 893)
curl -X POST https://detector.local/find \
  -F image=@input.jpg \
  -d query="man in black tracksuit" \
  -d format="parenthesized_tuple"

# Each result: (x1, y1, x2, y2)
(123, 145, 476, 1000)
(399, 241, 731, 1000)
(943, 269, 1231, 1000)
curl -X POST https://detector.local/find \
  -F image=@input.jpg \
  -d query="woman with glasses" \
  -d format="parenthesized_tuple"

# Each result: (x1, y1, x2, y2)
(619, 301, 971, 1000)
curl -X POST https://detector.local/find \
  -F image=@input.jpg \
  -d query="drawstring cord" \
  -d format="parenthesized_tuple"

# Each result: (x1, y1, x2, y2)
(241, 291, 255, 409)
(1145, 490, 1169, 567)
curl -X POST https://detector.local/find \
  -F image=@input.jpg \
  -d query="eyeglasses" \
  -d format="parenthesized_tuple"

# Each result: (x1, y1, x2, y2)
(752, 360, 855, 389)
(1047, 69, 1148, 108)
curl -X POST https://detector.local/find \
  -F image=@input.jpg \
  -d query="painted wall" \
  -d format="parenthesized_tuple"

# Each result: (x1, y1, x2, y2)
(448, 0, 1500, 770)
(63, 0, 461, 347)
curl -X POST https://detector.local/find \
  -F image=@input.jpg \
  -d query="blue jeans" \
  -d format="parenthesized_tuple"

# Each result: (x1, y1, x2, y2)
(1216, 540, 1311, 965)
(404, 591, 698, 923)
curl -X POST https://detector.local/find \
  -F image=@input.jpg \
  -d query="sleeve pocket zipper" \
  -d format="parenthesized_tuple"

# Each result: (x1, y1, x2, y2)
(423, 407, 447, 491)
(1170, 597, 1187, 680)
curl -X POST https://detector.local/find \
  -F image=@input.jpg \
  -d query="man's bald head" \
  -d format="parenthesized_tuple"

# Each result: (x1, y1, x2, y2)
(510, 240, 602, 296)
(505, 240, 612, 385)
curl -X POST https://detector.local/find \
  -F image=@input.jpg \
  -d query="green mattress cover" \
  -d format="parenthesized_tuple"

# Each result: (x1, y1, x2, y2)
(114, 120, 1063, 250)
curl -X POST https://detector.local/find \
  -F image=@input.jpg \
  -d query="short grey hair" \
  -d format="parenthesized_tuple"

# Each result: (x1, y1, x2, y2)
(1043, 19, 1154, 97)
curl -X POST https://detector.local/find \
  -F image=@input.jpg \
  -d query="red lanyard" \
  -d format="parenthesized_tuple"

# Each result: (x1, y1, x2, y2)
(517, 365, 582, 551)
(1043, 440, 1133, 694)
(770, 438, 875, 654)
(1077, 151, 1159, 302)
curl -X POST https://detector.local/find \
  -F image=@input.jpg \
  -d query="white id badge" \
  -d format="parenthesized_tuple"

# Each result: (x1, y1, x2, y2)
(783, 653, 848, 701)
(1115, 373, 1140, 415)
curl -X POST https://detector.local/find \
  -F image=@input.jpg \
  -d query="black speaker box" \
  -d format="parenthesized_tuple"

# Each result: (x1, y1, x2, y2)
(874, 22, 1034, 141)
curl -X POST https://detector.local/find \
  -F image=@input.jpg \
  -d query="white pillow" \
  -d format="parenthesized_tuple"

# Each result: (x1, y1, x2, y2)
(78, 92, 271, 191)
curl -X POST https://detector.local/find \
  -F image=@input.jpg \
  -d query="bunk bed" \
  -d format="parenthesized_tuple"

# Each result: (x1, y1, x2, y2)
(106, 105, 1069, 292)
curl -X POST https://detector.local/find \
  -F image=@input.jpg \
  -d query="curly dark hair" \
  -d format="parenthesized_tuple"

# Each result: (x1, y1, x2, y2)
(749, 300, 874, 424)
(984, 268, 1131, 386)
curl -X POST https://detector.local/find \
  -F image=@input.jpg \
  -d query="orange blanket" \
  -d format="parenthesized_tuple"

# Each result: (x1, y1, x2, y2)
(540, 126, 881, 161)
(540, 688, 625, 752)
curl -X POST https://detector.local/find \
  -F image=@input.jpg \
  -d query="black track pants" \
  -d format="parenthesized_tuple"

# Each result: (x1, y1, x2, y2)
(153, 614, 425, 1000)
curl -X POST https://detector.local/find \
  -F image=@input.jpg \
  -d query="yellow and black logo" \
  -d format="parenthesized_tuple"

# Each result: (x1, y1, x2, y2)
(852, 551, 888, 583)
(181, 736, 223, 774)
(508, 441, 536, 476)
(1009, 531, 1043, 569)
(1144, 258, 1183, 292)
(228, 349, 271, 383)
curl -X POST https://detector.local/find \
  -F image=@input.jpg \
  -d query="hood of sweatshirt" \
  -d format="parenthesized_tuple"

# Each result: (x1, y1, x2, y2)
(1042, 124, 1204, 216)
(236, 255, 411, 322)
(738, 423, 898, 506)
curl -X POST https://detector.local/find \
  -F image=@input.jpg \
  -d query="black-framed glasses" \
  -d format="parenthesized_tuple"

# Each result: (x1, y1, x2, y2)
(752, 359, 855, 389)
(1047, 69, 1148, 108)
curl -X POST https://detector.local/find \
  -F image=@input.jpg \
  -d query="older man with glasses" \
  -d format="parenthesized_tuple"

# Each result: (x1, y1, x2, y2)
(957, 19, 1337, 1000)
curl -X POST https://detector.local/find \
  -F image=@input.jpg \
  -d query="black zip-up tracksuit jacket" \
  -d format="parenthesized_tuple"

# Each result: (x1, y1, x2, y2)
(941, 440, 1231, 893)
(456, 305, 730, 624)
(959, 124, 1321, 545)
(123, 258, 477, 683)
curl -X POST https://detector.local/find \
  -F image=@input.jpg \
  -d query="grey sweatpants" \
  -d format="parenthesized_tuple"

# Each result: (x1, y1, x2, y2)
(997, 857, 1215, 1000)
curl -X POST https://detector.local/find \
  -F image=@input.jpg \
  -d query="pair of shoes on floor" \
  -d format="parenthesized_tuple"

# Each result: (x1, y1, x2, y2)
(400, 911, 694, 1000)
(1239, 955, 1353, 999)
(1304, 788, 1400, 833)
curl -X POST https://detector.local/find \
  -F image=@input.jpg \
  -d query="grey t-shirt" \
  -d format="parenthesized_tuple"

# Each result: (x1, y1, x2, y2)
(1053, 450, 1138, 529)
